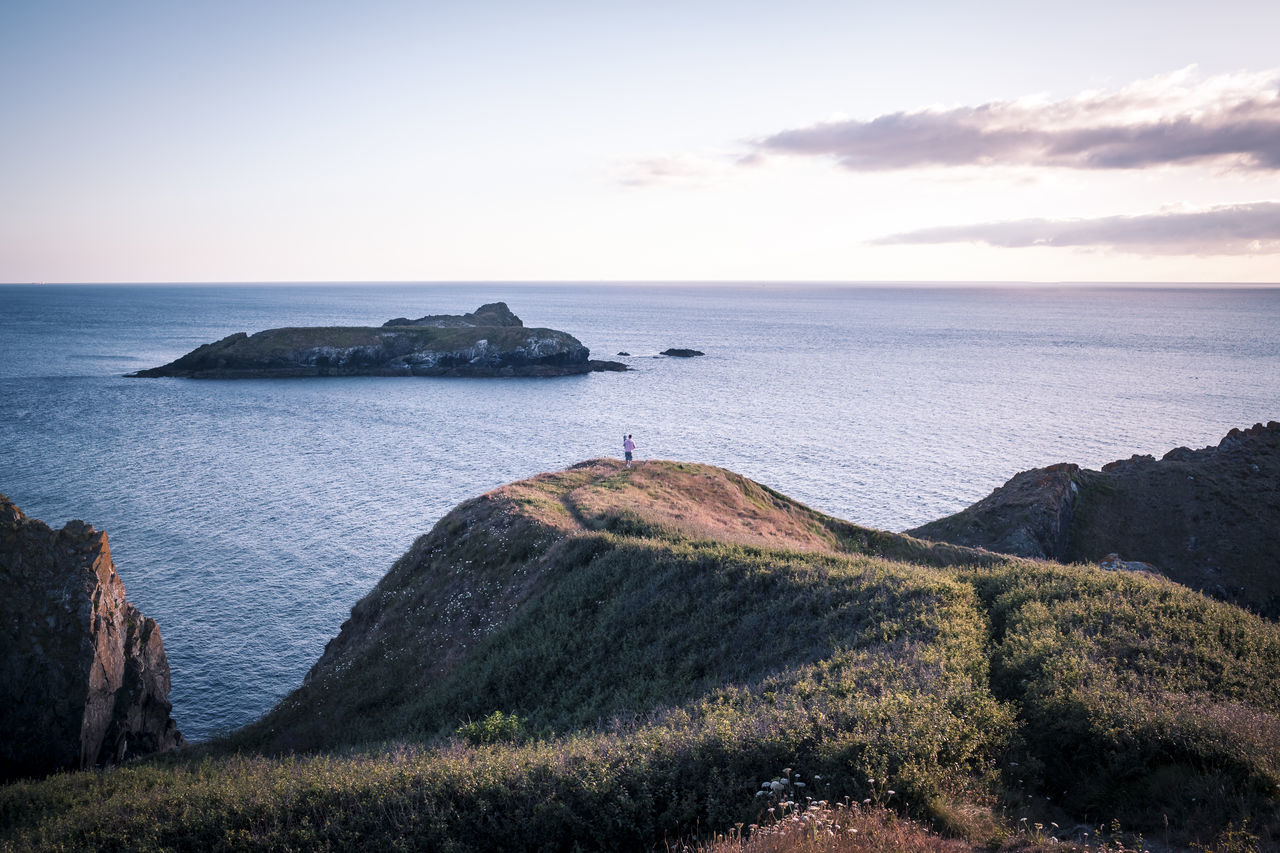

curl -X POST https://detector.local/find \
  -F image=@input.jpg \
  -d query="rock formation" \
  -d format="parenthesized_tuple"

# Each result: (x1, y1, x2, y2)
(0, 498, 183, 779)
(382, 301, 524, 328)
(907, 462, 1082, 561)
(130, 304, 627, 378)
(660, 348, 704, 357)
(908, 422, 1280, 615)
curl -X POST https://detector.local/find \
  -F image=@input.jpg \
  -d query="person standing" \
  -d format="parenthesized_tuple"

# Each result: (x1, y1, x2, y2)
(623, 434, 636, 468)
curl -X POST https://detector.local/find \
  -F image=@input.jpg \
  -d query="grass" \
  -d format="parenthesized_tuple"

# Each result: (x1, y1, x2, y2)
(3, 460, 1276, 851)
(228, 324, 575, 356)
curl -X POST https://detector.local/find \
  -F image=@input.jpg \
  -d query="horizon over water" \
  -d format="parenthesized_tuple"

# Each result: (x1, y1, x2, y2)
(2, 281, 1278, 741)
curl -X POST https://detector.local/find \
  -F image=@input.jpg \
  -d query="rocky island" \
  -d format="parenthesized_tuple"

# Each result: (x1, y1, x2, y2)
(0, 497, 183, 780)
(130, 302, 627, 378)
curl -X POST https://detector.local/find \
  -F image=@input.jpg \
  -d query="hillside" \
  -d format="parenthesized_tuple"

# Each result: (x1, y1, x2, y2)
(241, 460, 1006, 753)
(909, 422, 1280, 616)
(3, 460, 1278, 851)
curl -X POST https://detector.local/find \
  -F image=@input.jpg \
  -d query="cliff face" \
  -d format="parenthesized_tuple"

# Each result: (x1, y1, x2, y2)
(907, 463, 1081, 560)
(0, 498, 183, 779)
(132, 304, 626, 378)
(908, 422, 1280, 615)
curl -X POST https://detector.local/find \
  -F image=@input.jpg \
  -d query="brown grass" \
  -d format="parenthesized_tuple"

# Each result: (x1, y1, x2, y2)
(679, 802, 966, 853)
(559, 459, 842, 552)
(685, 802, 1150, 853)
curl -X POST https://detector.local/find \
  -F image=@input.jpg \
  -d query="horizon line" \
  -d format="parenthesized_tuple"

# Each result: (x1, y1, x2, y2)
(5, 279, 1279, 288)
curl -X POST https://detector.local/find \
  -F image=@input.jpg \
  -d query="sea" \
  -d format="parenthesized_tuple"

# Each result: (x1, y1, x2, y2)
(2, 282, 1278, 742)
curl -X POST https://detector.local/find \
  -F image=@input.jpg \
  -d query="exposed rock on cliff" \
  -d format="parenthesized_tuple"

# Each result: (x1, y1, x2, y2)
(909, 422, 1280, 615)
(908, 463, 1081, 560)
(130, 304, 627, 378)
(0, 497, 184, 779)
(382, 301, 523, 329)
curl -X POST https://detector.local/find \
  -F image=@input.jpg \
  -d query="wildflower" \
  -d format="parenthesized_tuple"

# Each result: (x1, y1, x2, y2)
(886, 790, 895, 796)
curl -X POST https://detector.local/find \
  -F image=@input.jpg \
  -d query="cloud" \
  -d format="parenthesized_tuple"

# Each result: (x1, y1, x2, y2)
(617, 152, 737, 188)
(871, 201, 1280, 255)
(752, 68, 1280, 172)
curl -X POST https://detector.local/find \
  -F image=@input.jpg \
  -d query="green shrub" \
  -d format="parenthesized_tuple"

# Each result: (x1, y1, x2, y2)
(456, 711, 528, 746)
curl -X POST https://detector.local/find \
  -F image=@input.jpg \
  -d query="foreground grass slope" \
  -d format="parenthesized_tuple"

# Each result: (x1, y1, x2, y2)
(3, 460, 1277, 851)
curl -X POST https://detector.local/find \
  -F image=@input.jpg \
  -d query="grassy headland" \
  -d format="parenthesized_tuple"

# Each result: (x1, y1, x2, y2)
(2, 460, 1276, 851)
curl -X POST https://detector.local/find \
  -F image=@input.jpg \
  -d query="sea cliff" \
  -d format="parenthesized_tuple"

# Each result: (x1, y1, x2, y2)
(908, 421, 1280, 615)
(0, 497, 183, 779)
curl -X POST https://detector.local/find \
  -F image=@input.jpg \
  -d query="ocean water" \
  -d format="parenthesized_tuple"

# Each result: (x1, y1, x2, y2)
(2, 282, 1278, 741)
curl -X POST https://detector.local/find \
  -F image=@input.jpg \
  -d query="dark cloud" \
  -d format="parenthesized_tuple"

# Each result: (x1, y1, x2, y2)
(752, 71, 1280, 171)
(872, 202, 1280, 255)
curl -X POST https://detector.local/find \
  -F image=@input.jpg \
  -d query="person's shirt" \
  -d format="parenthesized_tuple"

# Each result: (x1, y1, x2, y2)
(623, 438, 636, 452)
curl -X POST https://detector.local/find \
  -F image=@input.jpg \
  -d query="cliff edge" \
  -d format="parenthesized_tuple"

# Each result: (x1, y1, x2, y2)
(0, 497, 184, 779)
(909, 422, 1280, 615)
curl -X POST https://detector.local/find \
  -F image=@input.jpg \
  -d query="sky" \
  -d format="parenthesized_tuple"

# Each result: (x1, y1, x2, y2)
(2, 0, 1279, 283)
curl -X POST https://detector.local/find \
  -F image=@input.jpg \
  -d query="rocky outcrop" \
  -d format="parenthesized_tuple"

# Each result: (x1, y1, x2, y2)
(130, 305, 627, 378)
(660, 348, 704, 357)
(382, 301, 523, 328)
(908, 463, 1081, 560)
(0, 498, 183, 780)
(909, 422, 1280, 616)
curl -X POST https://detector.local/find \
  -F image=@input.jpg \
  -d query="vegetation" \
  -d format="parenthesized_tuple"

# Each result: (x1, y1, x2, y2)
(2, 460, 1276, 851)
(225, 324, 565, 355)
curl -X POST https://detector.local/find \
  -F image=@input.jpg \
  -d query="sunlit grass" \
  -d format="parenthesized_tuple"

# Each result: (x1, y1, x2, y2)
(3, 460, 1276, 850)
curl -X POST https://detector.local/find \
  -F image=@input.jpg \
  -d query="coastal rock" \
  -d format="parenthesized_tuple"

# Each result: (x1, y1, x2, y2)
(382, 301, 523, 328)
(908, 463, 1081, 560)
(1099, 553, 1158, 574)
(0, 497, 184, 779)
(130, 304, 627, 378)
(660, 348, 704, 357)
(909, 422, 1280, 615)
